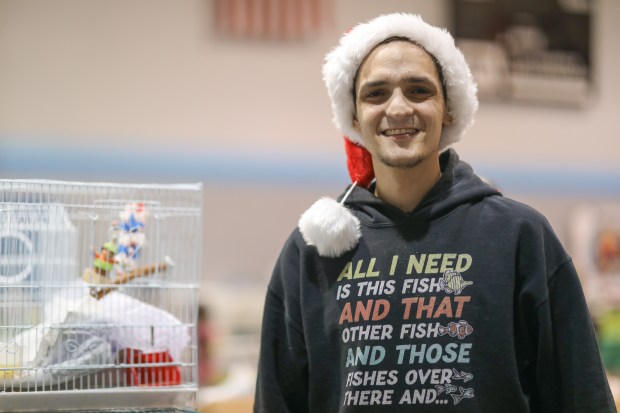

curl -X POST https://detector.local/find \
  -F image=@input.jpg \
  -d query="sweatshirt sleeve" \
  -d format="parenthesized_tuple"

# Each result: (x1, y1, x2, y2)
(532, 259, 616, 412)
(254, 236, 309, 413)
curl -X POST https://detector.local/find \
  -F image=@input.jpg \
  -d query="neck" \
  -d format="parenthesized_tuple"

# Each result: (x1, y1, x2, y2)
(373, 154, 442, 213)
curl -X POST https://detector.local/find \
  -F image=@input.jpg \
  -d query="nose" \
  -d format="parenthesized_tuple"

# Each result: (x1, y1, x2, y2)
(386, 89, 413, 119)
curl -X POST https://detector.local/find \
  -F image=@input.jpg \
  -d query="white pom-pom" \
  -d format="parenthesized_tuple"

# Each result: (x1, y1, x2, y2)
(298, 197, 361, 258)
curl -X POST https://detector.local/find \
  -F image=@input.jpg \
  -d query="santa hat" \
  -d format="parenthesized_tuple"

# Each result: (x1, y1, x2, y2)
(299, 13, 478, 257)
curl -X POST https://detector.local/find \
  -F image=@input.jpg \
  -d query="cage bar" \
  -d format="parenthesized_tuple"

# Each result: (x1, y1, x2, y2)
(0, 179, 202, 412)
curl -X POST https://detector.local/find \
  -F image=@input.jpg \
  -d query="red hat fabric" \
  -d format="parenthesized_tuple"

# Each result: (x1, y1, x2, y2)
(344, 137, 374, 189)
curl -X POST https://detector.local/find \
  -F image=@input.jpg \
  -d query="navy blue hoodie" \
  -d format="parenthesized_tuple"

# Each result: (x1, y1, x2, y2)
(255, 150, 616, 412)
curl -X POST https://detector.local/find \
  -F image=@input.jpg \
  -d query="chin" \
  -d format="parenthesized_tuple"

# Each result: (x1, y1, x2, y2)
(378, 153, 425, 169)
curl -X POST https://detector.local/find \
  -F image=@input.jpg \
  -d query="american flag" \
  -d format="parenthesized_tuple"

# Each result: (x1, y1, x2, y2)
(213, 0, 328, 40)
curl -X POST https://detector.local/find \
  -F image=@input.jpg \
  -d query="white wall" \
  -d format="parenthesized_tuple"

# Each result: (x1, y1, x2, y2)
(0, 0, 451, 157)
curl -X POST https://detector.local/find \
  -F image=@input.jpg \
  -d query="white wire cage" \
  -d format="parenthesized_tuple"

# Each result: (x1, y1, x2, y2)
(0, 179, 203, 412)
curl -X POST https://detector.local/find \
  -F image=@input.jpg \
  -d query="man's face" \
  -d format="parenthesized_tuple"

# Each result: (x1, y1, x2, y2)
(352, 41, 451, 169)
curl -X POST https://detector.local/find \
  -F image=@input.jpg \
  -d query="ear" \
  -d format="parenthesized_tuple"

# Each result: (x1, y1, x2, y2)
(443, 112, 454, 126)
(352, 113, 361, 132)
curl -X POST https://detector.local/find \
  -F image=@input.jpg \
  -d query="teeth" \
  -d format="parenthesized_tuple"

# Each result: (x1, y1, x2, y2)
(384, 128, 415, 136)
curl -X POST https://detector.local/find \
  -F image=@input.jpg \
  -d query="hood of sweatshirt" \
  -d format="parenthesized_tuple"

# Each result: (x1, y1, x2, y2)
(342, 149, 501, 226)
(298, 149, 501, 257)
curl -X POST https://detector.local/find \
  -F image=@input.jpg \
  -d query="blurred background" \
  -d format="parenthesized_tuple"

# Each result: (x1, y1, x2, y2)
(1, 0, 619, 411)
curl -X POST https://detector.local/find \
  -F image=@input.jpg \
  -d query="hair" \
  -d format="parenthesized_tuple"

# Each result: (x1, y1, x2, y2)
(351, 36, 448, 110)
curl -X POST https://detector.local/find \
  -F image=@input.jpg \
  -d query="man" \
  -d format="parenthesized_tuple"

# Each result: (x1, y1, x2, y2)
(255, 13, 616, 412)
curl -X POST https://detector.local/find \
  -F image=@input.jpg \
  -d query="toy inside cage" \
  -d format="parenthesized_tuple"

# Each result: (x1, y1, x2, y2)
(0, 180, 202, 412)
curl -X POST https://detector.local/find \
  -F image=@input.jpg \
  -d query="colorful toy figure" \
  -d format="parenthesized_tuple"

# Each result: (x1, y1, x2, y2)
(83, 202, 172, 299)
(84, 202, 147, 285)
(83, 241, 115, 285)
(115, 203, 146, 270)
(93, 242, 117, 276)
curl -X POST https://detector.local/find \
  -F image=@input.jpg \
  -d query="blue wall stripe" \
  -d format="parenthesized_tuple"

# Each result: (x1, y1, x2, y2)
(0, 141, 348, 187)
(1, 141, 619, 196)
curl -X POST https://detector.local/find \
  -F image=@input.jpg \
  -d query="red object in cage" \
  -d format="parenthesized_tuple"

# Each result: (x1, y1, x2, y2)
(119, 348, 181, 387)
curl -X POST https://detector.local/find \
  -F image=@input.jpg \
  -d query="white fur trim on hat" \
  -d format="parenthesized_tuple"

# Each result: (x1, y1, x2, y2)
(322, 13, 478, 151)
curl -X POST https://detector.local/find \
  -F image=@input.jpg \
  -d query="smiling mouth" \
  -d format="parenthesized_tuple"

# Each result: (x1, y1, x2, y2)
(383, 128, 418, 136)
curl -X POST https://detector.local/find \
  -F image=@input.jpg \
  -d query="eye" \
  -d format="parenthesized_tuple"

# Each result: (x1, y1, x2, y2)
(363, 89, 388, 103)
(366, 89, 384, 98)
(409, 87, 432, 96)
